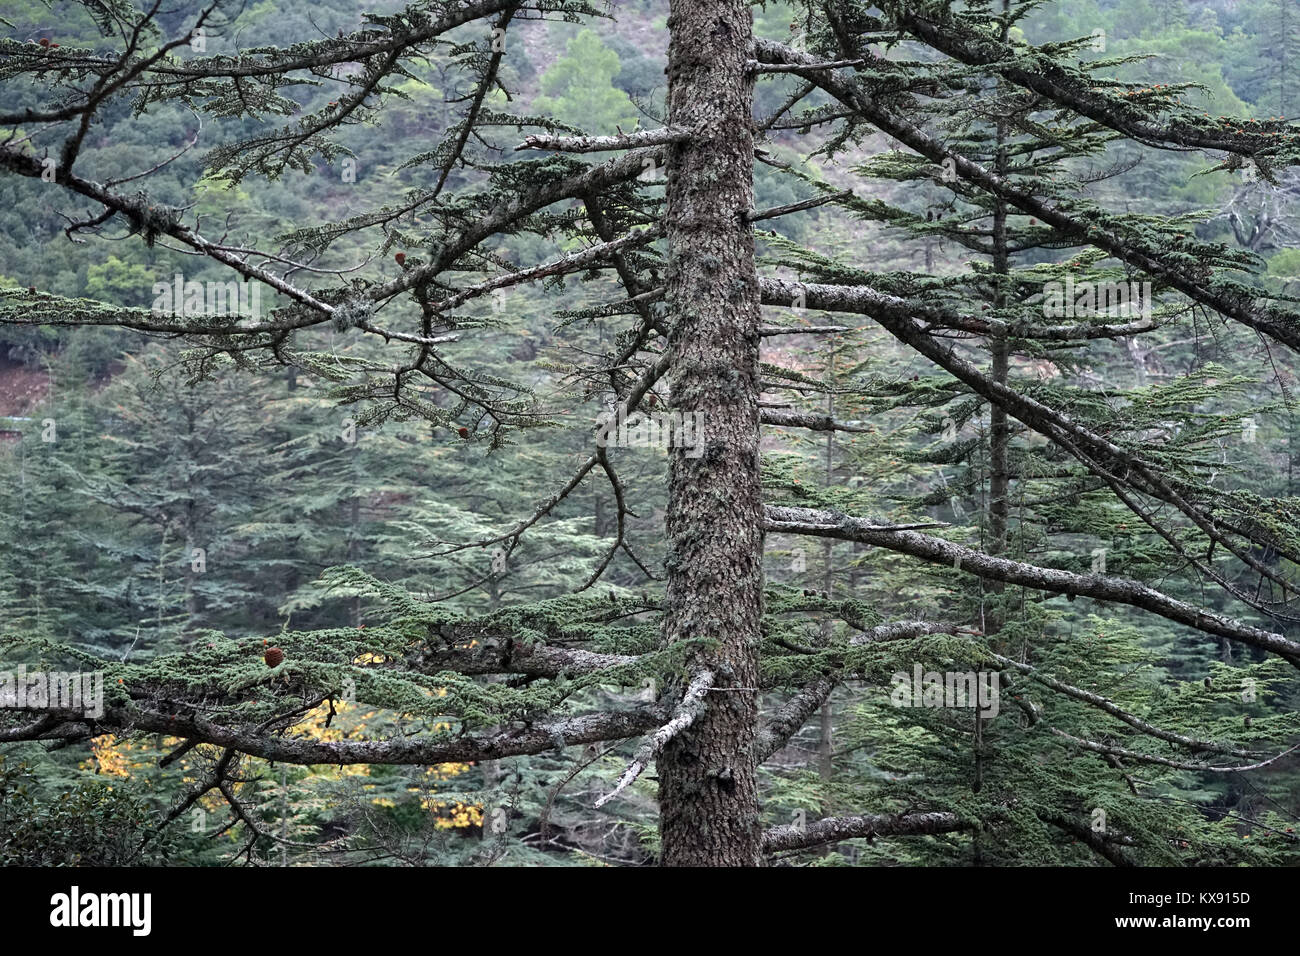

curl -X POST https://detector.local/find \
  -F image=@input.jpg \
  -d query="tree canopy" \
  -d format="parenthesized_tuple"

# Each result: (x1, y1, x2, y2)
(0, 0, 1298, 869)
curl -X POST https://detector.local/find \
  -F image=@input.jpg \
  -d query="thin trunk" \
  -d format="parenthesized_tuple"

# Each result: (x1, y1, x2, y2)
(658, 0, 764, 867)
(818, 340, 836, 805)
(184, 416, 199, 639)
(480, 559, 505, 855)
(973, 0, 1015, 860)
(979, 193, 1007, 819)
(280, 765, 289, 867)
(988, 181, 1010, 571)
(157, 525, 168, 644)
(349, 449, 362, 628)
(986, 0, 1013, 632)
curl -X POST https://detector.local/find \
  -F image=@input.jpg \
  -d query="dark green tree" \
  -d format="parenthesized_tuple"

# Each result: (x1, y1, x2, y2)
(1, 0, 1298, 868)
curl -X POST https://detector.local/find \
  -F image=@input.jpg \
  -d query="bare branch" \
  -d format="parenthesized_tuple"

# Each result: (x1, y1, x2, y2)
(595, 669, 715, 808)
(516, 127, 692, 153)
(765, 504, 1300, 665)
(764, 810, 972, 853)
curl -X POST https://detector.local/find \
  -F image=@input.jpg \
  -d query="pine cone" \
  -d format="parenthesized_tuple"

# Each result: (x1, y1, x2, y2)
(264, 647, 285, 668)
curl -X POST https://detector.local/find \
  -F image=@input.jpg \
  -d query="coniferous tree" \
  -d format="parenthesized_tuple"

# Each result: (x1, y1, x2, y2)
(1, 0, 1298, 867)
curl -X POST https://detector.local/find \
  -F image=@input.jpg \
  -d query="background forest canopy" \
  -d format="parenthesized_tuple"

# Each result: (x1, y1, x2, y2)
(0, 0, 1298, 867)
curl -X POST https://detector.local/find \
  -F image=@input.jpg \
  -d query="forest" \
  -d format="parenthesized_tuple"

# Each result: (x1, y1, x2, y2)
(0, 0, 1298, 874)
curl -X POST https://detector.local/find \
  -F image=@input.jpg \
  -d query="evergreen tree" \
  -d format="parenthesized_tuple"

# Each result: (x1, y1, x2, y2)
(0, 0, 1298, 868)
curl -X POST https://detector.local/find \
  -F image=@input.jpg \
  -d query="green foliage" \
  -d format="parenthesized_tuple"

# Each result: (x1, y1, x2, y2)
(532, 30, 641, 133)
(0, 753, 178, 865)
(0, 0, 1297, 869)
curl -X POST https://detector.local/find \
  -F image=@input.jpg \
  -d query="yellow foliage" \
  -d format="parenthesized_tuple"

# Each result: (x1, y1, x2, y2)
(424, 762, 470, 781)
(270, 696, 477, 826)
(421, 798, 483, 829)
(83, 734, 137, 778)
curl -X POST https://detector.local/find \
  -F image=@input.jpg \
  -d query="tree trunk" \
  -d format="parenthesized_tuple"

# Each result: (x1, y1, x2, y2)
(658, 0, 764, 867)
(818, 340, 836, 809)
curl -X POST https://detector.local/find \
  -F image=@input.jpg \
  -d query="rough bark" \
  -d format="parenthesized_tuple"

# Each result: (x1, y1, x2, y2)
(658, 0, 764, 867)
(764, 811, 971, 853)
